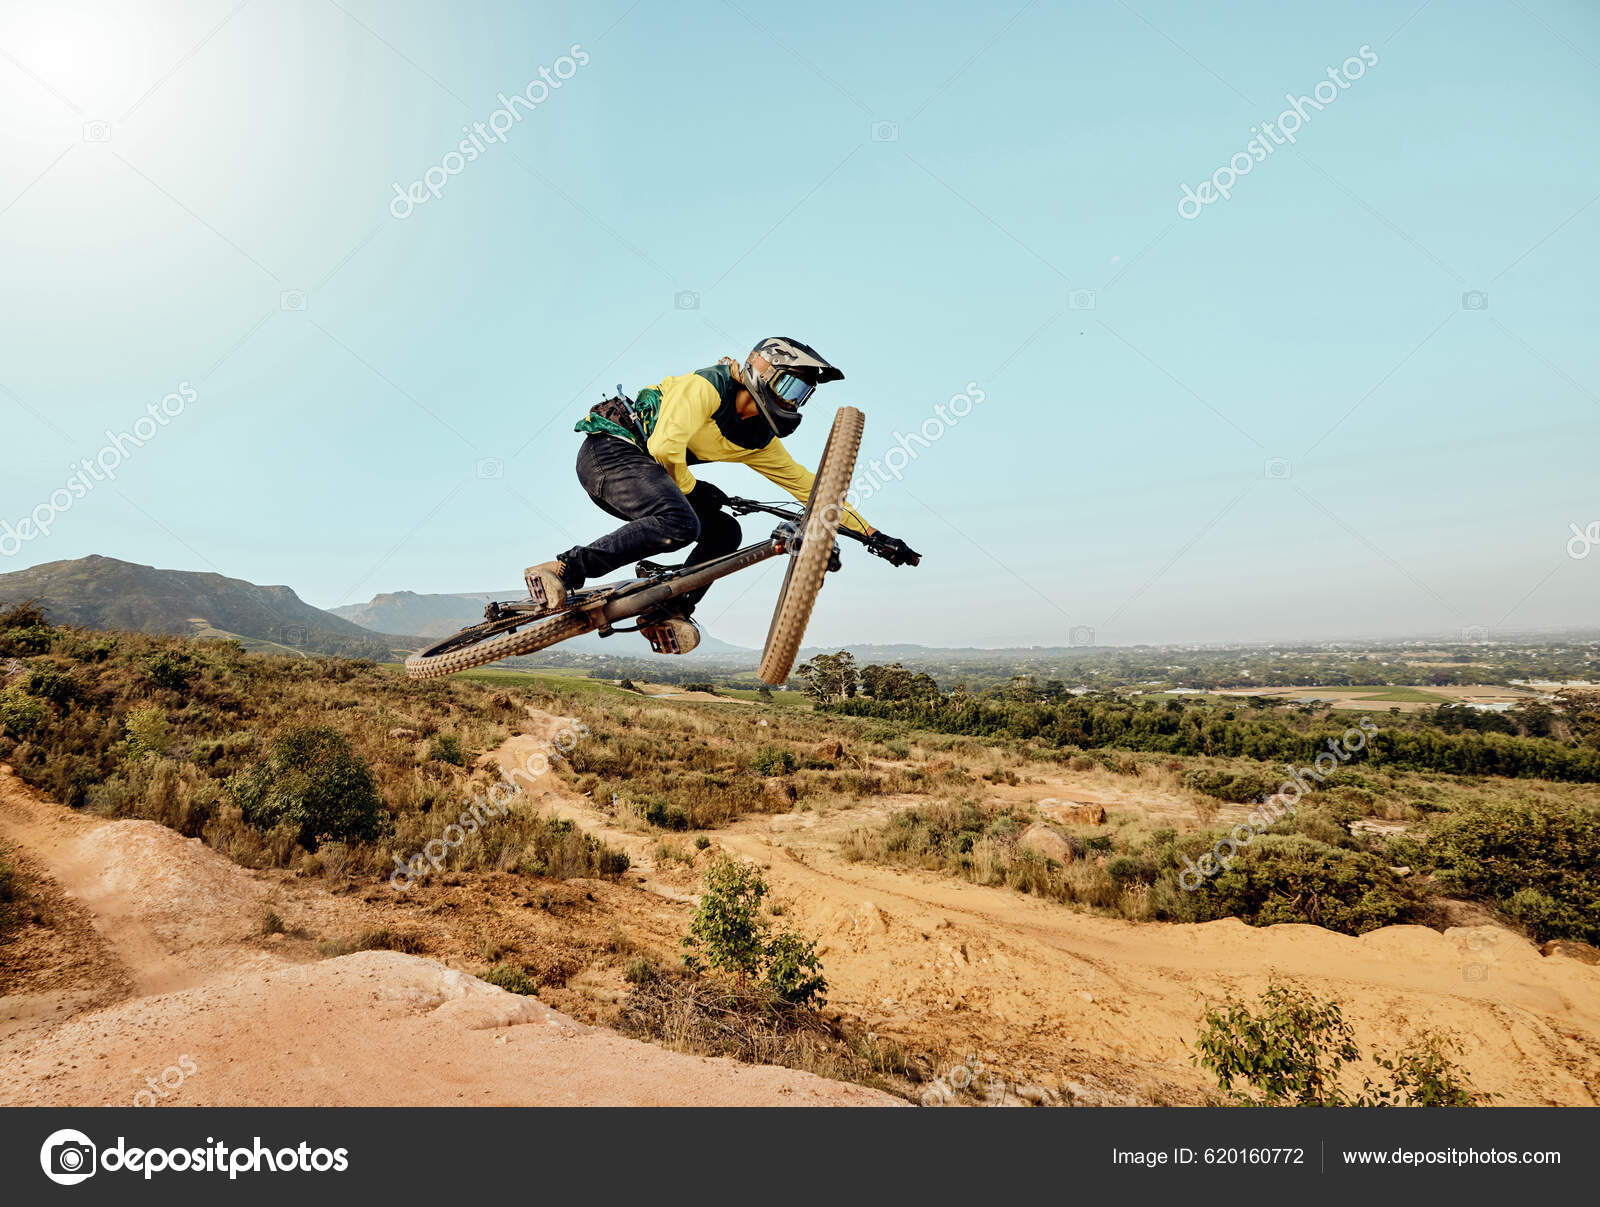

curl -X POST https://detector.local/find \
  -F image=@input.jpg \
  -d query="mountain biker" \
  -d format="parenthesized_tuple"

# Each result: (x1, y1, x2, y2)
(525, 337, 919, 654)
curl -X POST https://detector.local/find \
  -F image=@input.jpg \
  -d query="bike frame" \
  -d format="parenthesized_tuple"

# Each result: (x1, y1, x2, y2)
(474, 497, 864, 642)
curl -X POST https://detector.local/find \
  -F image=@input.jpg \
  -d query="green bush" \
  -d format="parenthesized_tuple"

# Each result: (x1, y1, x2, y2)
(482, 965, 538, 995)
(228, 725, 389, 850)
(1195, 981, 1487, 1106)
(751, 746, 798, 776)
(763, 931, 827, 1005)
(0, 687, 46, 738)
(1177, 834, 1416, 935)
(141, 650, 195, 692)
(427, 734, 464, 765)
(683, 855, 827, 1007)
(643, 798, 689, 830)
(1422, 801, 1600, 943)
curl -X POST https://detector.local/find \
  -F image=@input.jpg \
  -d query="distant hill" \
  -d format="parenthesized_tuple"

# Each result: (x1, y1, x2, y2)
(332, 589, 755, 658)
(0, 555, 403, 660)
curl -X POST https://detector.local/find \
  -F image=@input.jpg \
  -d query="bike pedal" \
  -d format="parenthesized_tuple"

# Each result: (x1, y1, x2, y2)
(635, 559, 677, 578)
(644, 627, 678, 655)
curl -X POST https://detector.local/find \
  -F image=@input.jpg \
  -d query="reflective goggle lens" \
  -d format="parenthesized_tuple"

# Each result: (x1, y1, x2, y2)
(768, 371, 814, 405)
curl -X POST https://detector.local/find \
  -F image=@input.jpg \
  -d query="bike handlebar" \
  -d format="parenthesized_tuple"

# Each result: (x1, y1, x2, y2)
(724, 495, 874, 545)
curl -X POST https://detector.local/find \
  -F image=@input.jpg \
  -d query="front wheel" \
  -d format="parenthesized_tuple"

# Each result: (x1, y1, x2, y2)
(757, 406, 863, 685)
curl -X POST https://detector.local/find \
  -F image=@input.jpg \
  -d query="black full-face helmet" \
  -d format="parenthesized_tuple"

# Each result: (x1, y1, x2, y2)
(741, 336, 843, 438)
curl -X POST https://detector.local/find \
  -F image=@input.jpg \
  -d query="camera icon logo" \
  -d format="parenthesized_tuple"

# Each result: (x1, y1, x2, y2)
(1068, 289, 1097, 310)
(280, 289, 307, 312)
(41, 1129, 97, 1185)
(283, 624, 307, 648)
(477, 457, 505, 480)
(1461, 290, 1489, 311)
(673, 290, 700, 311)
(1264, 458, 1292, 479)
(82, 120, 111, 142)
(1462, 963, 1489, 983)
(1460, 624, 1490, 643)
(1069, 625, 1095, 646)
(870, 120, 899, 142)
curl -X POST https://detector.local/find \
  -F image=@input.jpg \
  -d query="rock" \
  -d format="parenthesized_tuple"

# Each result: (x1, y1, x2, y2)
(1020, 823, 1074, 865)
(1038, 800, 1106, 826)
(854, 902, 888, 935)
(388, 727, 419, 740)
(1389, 865, 1413, 877)
(762, 778, 797, 807)
(815, 738, 845, 762)
(1541, 939, 1600, 965)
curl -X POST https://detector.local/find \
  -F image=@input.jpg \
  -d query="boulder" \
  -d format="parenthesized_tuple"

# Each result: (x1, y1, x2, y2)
(815, 738, 845, 762)
(1020, 823, 1074, 865)
(1540, 939, 1600, 965)
(762, 777, 798, 807)
(1038, 800, 1106, 826)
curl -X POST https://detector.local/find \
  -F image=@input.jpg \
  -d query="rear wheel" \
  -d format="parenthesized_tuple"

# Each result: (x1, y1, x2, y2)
(404, 611, 594, 680)
(757, 406, 863, 685)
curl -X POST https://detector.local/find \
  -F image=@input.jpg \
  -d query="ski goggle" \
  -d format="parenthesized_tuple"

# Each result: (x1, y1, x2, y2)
(765, 369, 815, 408)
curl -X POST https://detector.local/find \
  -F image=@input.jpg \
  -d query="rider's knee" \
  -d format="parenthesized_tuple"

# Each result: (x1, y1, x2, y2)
(659, 504, 700, 550)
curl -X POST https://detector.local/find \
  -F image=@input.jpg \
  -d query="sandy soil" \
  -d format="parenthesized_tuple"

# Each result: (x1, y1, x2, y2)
(499, 712, 1600, 1105)
(0, 765, 896, 1106)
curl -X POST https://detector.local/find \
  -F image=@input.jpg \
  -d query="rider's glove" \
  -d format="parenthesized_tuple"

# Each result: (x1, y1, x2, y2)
(869, 533, 921, 567)
(686, 479, 731, 513)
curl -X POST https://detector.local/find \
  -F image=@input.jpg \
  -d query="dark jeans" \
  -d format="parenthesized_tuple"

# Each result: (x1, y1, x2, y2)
(558, 435, 741, 609)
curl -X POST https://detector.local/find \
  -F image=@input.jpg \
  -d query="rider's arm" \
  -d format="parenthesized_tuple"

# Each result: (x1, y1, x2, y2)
(646, 374, 720, 493)
(740, 439, 872, 535)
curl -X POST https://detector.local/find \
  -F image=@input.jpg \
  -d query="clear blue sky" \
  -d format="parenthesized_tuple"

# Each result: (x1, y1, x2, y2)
(1, 0, 1596, 649)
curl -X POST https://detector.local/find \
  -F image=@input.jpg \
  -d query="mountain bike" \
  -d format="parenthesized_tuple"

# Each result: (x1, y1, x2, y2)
(405, 407, 896, 685)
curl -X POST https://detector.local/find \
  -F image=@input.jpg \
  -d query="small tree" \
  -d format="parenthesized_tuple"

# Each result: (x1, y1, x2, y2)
(230, 725, 389, 850)
(682, 855, 827, 1007)
(683, 855, 769, 982)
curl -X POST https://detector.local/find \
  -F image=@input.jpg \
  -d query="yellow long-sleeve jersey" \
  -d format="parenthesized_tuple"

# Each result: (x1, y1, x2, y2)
(577, 363, 871, 535)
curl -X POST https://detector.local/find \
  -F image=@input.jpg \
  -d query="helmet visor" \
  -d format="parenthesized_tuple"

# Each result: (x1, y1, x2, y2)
(766, 370, 815, 407)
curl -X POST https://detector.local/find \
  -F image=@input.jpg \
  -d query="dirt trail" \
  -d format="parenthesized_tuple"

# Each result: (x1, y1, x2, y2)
(0, 765, 896, 1106)
(502, 712, 1600, 1105)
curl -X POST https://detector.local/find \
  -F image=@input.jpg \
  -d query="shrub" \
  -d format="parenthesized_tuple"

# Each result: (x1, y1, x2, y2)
(1195, 981, 1488, 1106)
(684, 855, 769, 980)
(1423, 801, 1600, 943)
(0, 687, 46, 739)
(763, 931, 827, 1006)
(229, 725, 389, 850)
(483, 965, 538, 995)
(123, 708, 173, 757)
(683, 856, 827, 1007)
(1177, 834, 1416, 935)
(141, 650, 195, 691)
(427, 734, 465, 765)
(643, 798, 689, 831)
(751, 746, 798, 776)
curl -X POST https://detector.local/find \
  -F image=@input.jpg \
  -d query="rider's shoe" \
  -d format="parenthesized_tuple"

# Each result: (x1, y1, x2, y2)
(523, 560, 571, 612)
(639, 607, 701, 655)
